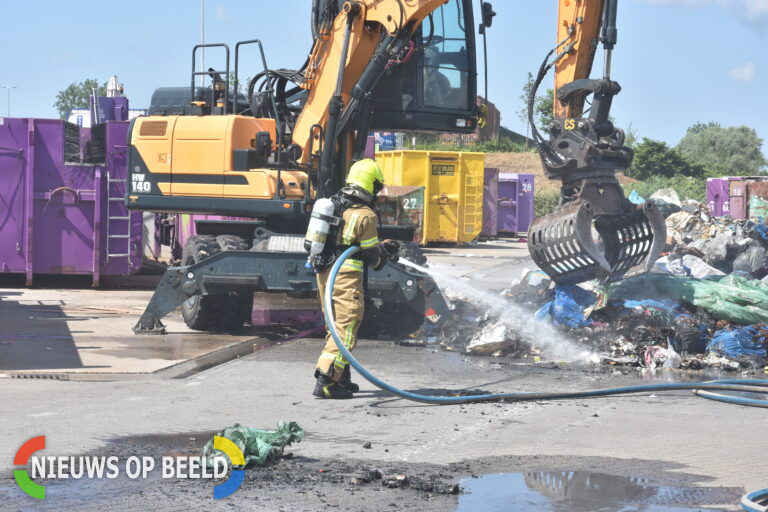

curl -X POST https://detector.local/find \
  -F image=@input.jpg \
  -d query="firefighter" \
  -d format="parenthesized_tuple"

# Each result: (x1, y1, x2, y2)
(313, 159, 399, 399)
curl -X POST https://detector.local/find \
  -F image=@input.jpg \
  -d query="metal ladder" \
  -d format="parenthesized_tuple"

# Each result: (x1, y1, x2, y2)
(105, 171, 132, 264)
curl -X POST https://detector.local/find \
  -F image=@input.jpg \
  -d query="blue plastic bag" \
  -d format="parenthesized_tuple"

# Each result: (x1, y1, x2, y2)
(706, 326, 768, 360)
(535, 285, 596, 329)
(627, 190, 645, 205)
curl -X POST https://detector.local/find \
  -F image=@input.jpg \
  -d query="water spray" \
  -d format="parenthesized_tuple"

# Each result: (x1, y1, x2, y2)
(324, 247, 768, 407)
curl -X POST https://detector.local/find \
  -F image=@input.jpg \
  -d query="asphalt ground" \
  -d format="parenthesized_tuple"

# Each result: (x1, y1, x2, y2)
(0, 240, 764, 510)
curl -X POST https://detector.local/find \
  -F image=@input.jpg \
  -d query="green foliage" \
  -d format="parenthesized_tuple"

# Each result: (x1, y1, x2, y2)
(677, 122, 766, 176)
(623, 175, 707, 202)
(517, 72, 554, 136)
(630, 137, 705, 180)
(534, 190, 561, 217)
(413, 137, 532, 153)
(53, 79, 106, 119)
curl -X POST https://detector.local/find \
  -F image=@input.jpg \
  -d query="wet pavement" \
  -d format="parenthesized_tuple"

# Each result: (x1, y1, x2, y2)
(0, 288, 312, 376)
(457, 471, 740, 511)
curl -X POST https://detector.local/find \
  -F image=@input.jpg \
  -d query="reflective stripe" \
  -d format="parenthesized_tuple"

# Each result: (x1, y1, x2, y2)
(360, 236, 379, 248)
(341, 259, 364, 272)
(342, 214, 359, 244)
(319, 352, 336, 360)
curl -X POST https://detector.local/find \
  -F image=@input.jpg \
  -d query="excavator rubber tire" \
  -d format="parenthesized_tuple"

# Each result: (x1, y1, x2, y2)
(180, 235, 253, 332)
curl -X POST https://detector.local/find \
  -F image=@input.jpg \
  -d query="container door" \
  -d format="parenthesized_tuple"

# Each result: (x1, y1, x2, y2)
(32, 120, 97, 275)
(427, 154, 461, 242)
(730, 180, 747, 219)
(497, 173, 519, 234)
(746, 181, 768, 223)
(482, 168, 498, 237)
(516, 174, 535, 233)
(0, 119, 27, 273)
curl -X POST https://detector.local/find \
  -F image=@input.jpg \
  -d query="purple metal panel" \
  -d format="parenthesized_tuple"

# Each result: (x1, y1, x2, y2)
(497, 173, 519, 233)
(31, 120, 97, 276)
(364, 135, 375, 159)
(706, 178, 729, 217)
(497, 173, 534, 234)
(0, 119, 28, 274)
(101, 121, 142, 277)
(516, 173, 534, 234)
(481, 168, 498, 237)
(730, 180, 747, 219)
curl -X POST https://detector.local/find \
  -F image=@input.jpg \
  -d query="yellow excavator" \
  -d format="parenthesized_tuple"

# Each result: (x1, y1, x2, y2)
(126, 0, 662, 334)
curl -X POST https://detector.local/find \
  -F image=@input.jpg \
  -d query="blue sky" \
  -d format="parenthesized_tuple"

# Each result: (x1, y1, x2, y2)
(0, 0, 765, 149)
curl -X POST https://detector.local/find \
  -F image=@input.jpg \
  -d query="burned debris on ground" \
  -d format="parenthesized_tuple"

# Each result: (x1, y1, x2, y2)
(427, 188, 768, 372)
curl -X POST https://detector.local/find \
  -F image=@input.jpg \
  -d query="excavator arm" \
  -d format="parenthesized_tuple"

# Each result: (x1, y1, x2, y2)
(527, 0, 666, 285)
(294, 0, 471, 197)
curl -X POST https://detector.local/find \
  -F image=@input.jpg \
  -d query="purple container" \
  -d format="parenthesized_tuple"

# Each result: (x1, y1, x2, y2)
(481, 168, 499, 237)
(497, 173, 534, 235)
(0, 118, 141, 285)
(706, 178, 730, 217)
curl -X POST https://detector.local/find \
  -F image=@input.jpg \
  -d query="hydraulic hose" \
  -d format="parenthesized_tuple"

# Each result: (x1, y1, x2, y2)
(324, 247, 768, 407)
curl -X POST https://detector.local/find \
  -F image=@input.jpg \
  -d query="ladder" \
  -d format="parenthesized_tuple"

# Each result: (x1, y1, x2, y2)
(105, 170, 132, 265)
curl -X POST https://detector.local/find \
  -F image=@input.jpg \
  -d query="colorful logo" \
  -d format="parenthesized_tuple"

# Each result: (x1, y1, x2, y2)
(14, 436, 46, 499)
(212, 436, 245, 499)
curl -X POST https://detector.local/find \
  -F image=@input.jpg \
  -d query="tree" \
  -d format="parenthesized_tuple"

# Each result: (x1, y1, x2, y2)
(516, 72, 554, 140)
(54, 79, 107, 119)
(677, 122, 766, 176)
(630, 137, 704, 180)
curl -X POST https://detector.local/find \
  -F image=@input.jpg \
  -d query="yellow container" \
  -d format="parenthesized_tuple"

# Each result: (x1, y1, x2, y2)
(376, 150, 485, 245)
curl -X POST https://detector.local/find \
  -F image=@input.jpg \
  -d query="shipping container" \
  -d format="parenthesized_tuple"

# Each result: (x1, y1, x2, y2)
(0, 117, 141, 285)
(376, 150, 484, 244)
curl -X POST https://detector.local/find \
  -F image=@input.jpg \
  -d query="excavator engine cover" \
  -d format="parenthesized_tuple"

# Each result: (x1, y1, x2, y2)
(528, 175, 666, 285)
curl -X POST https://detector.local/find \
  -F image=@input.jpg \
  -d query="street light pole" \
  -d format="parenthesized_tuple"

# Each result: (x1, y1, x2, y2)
(200, 0, 205, 87)
(1, 86, 17, 117)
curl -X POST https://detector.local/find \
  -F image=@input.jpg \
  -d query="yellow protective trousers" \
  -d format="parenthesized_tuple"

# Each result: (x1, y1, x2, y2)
(315, 265, 364, 382)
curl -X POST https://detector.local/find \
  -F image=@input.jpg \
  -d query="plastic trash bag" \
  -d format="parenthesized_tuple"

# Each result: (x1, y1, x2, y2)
(535, 285, 596, 329)
(627, 190, 645, 204)
(650, 188, 682, 217)
(690, 232, 731, 265)
(707, 326, 768, 360)
(732, 243, 768, 274)
(609, 274, 768, 325)
(204, 422, 304, 469)
(681, 254, 724, 279)
(650, 188, 682, 207)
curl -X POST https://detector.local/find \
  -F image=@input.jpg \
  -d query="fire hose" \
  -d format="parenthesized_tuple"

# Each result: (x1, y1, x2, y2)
(325, 247, 768, 407)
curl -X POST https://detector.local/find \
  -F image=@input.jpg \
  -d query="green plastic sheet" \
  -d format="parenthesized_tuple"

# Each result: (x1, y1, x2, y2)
(204, 421, 304, 468)
(608, 274, 768, 325)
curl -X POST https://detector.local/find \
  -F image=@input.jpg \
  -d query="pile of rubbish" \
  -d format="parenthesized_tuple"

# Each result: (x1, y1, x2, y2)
(439, 188, 768, 372)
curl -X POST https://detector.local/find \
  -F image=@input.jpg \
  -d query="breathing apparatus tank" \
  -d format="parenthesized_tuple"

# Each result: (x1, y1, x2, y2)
(304, 198, 340, 266)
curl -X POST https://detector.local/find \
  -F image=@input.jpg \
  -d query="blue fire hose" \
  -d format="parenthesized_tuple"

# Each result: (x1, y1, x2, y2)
(325, 247, 768, 407)
(742, 489, 768, 512)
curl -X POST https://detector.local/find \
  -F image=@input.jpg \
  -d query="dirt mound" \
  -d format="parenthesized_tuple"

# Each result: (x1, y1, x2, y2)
(484, 152, 636, 193)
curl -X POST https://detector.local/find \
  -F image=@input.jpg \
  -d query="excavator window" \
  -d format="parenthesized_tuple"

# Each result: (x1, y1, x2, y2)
(369, 0, 477, 133)
(422, 0, 471, 110)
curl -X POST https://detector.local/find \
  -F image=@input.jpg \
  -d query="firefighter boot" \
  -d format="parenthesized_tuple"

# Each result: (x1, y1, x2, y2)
(313, 373, 353, 399)
(340, 365, 360, 392)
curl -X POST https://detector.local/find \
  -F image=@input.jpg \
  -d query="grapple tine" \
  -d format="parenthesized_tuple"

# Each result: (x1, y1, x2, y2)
(527, 200, 611, 285)
(528, 199, 666, 285)
(597, 200, 666, 282)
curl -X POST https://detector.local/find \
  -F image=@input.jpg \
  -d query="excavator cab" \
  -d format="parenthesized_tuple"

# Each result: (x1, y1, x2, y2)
(369, 0, 479, 133)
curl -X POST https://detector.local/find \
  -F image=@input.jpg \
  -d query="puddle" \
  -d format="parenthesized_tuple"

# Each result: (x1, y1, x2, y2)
(456, 471, 739, 511)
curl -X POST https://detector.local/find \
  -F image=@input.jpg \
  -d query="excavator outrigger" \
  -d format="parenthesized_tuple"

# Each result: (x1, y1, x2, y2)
(527, 0, 666, 285)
